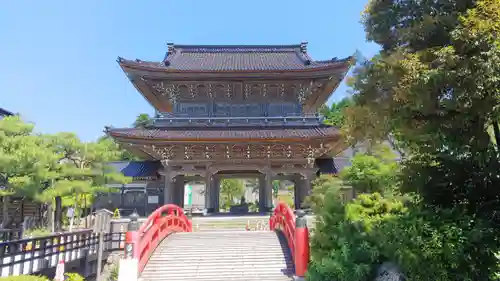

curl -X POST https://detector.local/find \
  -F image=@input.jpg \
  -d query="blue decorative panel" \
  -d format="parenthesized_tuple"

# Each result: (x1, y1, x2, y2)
(213, 103, 265, 117)
(175, 103, 209, 116)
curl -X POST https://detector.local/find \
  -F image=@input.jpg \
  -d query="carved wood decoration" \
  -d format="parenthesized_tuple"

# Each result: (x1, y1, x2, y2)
(138, 142, 331, 161)
(145, 79, 326, 105)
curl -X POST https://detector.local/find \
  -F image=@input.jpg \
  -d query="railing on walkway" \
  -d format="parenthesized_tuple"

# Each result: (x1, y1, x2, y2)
(123, 204, 192, 274)
(269, 201, 310, 279)
(0, 229, 23, 242)
(0, 229, 125, 277)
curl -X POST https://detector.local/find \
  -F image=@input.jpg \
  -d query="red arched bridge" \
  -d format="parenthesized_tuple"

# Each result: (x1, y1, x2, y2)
(119, 202, 310, 281)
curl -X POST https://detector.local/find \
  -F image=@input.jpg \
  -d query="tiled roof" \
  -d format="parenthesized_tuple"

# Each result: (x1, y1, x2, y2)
(316, 158, 337, 174)
(107, 161, 161, 178)
(333, 157, 352, 172)
(0, 107, 13, 116)
(106, 126, 339, 140)
(315, 157, 353, 174)
(118, 43, 352, 72)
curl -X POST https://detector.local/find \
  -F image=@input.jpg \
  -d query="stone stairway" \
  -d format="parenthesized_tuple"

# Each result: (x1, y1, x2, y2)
(190, 215, 316, 232)
(140, 231, 295, 281)
(191, 216, 269, 232)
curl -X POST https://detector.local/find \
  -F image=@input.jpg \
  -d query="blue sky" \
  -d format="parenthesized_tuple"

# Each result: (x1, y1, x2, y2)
(0, 0, 379, 142)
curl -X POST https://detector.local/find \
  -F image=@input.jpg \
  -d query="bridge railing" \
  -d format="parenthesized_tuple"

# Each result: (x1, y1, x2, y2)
(0, 229, 125, 277)
(123, 204, 192, 274)
(0, 229, 23, 242)
(269, 201, 310, 279)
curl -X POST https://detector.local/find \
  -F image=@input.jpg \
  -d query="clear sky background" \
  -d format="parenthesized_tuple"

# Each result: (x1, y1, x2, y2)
(0, 0, 379, 142)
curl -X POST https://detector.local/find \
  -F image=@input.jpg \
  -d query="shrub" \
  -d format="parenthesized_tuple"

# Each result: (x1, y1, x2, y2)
(64, 273, 84, 281)
(340, 144, 399, 195)
(303, 175, 345, 210)
(375, 208, 499, 281)
(109, 264, 119, 281)
(23, 228, 51, 238)
(306, 188, 499, 281)
(307, 191, 407, 281)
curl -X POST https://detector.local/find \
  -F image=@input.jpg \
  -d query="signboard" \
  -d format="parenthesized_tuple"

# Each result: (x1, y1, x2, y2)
(184, 185, 193, 207)
(148, 195, 159, 204)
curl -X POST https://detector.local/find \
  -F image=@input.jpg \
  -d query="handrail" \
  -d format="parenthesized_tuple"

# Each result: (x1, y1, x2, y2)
(0, 229, 126, 277)
(155, 114, 322, 120)
(269, 202, 296, 256)
(124, 204, 192, 274)
(269, 201, 310, 278)
(0, 228, 23, 242)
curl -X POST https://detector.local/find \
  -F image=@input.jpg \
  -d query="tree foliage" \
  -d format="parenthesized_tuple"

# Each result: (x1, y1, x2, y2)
(219, 179, 244, 208)
(39, 132, 130, 203)
(99, 113, 154, 161)
(334, 0, 500, 278)
(349, 0, 500, 215)
(307, 176, 495, 281)
(319, 97, 354, 127)
(348, 0, 500, 153)
(340, 144, 399, 194)
(306, 176, 407, 281)
(0, 116, 130, 226)
(0, 116, 57, 199)
(132, 113, 153, 129)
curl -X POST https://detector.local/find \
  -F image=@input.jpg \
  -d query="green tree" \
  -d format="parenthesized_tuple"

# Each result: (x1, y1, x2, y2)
(219, 179, 244, 209)
(132, 113, 153, 128)
(0, 116, 65, 226)
(303, 175, 345, 211)
(97, 136, 139, 161)
(340, 144, 399, 194)
(41, 133, 130, 229)
(341, 0, 500, 278)
(319, 97, 354, 127)
(99, 113, 154, 161)
(0, 116, 131, 230)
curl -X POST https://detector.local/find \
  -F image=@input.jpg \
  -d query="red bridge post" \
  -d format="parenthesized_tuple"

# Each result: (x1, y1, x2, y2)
(294, 210, 309, 279)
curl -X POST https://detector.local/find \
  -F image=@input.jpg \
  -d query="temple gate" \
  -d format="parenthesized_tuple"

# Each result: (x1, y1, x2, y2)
(105, 42, 353, 214)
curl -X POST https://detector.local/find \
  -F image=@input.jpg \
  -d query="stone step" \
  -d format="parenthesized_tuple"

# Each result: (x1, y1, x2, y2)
(144, 264, 293, 271)
(140, 231, 294, 281)
(140, 274, 293, 281)
(189, 216, 316, 232)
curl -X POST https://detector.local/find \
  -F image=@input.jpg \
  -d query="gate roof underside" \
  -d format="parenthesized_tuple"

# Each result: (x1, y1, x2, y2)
(106, 159, 340, 178)
(106, 126, 345, 162)
(117, 43, 354, 113)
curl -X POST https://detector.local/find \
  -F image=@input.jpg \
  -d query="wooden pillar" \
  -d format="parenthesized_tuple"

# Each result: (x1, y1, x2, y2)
(264, 171, 273, 212)
(163, 172, 174, 205)
(213, 175, 220, 213)
(258, 173, 266, 212)
(164, 178, 172, 205)
(296, 171, 316, 209)
(161, 161, 176, 206)
(292, 174, 301, 209)
(204, 171, 213, 213)
(174, 175, 185, 208)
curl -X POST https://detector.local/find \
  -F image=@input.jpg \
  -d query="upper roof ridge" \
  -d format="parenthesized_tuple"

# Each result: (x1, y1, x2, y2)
(119, 42, 353, 74)
(166, 43, 303, 53)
